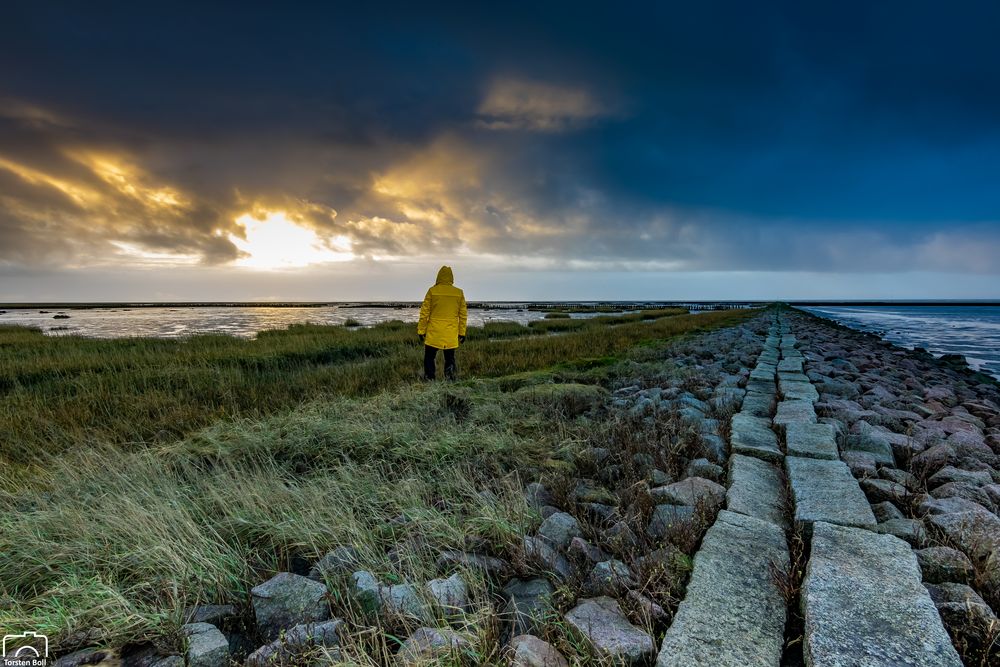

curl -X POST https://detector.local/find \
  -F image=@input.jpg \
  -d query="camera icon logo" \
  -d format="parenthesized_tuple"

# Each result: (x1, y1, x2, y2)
(2, 632, 49, 665)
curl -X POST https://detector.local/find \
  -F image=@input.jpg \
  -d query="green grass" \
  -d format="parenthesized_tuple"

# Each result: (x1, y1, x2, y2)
(1, 307, 720, 464)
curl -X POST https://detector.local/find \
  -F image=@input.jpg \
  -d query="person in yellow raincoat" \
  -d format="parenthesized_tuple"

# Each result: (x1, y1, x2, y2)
(417, 265, 467, 380)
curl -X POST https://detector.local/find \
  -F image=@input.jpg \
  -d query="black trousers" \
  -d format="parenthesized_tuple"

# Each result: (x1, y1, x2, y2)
(424, 345, 456, 380)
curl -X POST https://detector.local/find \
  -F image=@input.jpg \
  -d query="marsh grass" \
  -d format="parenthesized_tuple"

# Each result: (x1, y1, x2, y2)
(0, 308, 738, 464)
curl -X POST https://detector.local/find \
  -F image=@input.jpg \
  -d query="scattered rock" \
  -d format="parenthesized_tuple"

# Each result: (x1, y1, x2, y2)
(251, 572, 331, 641)
(308, 546, 360, 582)
(564, 596, 655, 665)
(877, 518, 925, 546)
(584, 559, 634, 596)
(426, 573, 469, 614)
(395, 627, 469, 665)
(537, 512, 582, 549)
(647, 504, 695, 539)
(181, 623, 229, 667)
(871, 501, 905, 523)
(860, 478, 909, 504)
(507, 635, 569, 667)
(522, 536, 573, 582)
(503, 578, 556, 637)
(915, 547, 975, 584)
(245, 620, 343, 667)
(925, 582, 998, 628)
(685, 458, 723, 483)
(650, 476, 726, 510)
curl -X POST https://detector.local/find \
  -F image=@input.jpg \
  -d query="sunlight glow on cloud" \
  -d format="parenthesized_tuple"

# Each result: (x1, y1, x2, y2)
(229, 211, 354, 270)
(476, 78, 611, 131)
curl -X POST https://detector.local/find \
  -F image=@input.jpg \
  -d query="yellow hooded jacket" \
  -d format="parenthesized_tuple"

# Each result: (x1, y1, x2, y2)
(417, 266, 467, 349)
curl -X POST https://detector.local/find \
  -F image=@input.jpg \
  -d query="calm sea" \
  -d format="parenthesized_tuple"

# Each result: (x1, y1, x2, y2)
(802, 305, 1000, 380)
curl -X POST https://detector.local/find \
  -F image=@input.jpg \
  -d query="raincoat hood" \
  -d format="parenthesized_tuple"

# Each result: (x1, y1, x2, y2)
(435, 265, 454, 285)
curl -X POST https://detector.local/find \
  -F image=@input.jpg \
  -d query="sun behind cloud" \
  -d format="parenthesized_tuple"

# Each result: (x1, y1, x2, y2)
(230, 211, 353, 270)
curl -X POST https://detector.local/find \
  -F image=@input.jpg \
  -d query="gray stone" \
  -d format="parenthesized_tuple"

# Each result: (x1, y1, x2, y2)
(879, 466, 919, 491)
(245, 620, 343, 667)
(845, 423, 896, 467)
(568, 536, 609, 566)
(778, 358, 803, 373)
(786, 457, 877, 536)
(700, 433, 727, 462)
(251, 572, 331, 641)
(925, 508, 1000, 591)
(928, 465, 993, 489)
(774, 399, 817, 426)
(507, 635, 569, 667)
(877, 518, 925, 546)
(522, 536, 573, 581)
(785, 422, 838, 460)
(915, 547, 974, 584)
(731, 413, 782, 463)
(860, 478, 909, 504)
(779, 379, 820, 403)
(395, 627, 469, 665)
(426, 573, 469, 614)
(924, 582, 998, 627)
(726, 454, 788, 530)
(931, 480, 997, 511)
(571, 480, 618, 505)
(647, 504, 695, 539)
(565, 597, 655, 665)
(308, 546, 360, 582)
(655, 511, 788, 667)
(525, 482, 555, 509)
(181, 623, 229, 667)
(740, 392, 774, 418)
(606, 520, 641, 552)
(650, 468, 671, 486)
(802, 522, 962, 667)
(584, 559, 635, 596)
(841, 450, 878, 478)
(379, 583, 434, 622)
(650, 476, 726, 510)
(917, 495, 989, 516)
(871, 501, 905, 523)
(686, 458, 723, 483)
(537, 512, 582, 550)
(503, 578, 556, 637)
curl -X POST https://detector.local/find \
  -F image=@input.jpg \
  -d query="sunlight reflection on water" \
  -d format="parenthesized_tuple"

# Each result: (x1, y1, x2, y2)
(0, 305, 610, 339)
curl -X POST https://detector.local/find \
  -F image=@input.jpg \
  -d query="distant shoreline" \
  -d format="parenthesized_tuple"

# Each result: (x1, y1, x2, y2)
(0, 299, 998, 310)
(0, 300, 761, 310)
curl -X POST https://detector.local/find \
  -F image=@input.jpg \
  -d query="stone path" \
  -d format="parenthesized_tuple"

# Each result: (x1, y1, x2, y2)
(653, 311, 963, 666)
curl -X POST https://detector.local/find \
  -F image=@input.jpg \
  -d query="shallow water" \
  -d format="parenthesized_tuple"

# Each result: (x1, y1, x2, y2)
(0, 304, 615, 339)
(802, 305, 1000, 380)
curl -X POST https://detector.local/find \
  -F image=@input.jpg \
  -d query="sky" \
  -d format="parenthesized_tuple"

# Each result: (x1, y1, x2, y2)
(1, 1, 999, 301)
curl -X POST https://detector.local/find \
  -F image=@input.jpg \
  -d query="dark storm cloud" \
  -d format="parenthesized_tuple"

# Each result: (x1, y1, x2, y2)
(0, 0, 999, 277)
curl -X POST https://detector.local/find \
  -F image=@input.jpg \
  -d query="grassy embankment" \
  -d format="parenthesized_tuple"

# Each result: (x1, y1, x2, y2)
(0, 307, 756, 662)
